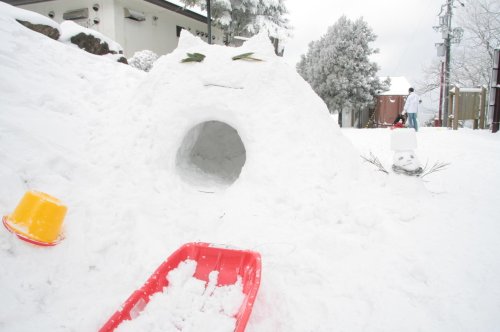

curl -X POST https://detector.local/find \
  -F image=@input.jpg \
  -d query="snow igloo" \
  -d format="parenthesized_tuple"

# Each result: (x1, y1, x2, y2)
(135, 31, 356, 193)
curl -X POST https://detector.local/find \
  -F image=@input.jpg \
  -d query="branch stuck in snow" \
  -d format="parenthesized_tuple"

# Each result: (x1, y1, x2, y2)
(361, 152, 389, 174)
(420, 161, 450, 178)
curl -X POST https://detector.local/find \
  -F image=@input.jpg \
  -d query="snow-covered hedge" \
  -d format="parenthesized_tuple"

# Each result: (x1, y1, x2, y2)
(128, 50, 159, 72)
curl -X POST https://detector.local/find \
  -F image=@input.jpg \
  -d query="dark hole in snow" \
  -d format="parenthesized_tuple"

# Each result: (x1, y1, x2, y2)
(175, 121, 246, 190)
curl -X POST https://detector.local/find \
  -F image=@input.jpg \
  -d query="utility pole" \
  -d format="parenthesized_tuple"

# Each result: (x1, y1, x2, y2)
(437, 61, 444, 126)
(206, 0, 212, 44)
(434, 0, 464, 127)
(443, 0, 452, 127)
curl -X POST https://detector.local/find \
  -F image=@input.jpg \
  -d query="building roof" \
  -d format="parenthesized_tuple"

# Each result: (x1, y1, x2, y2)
(144, 0, 207, 23)
(450, 87, 483, 93)
(2, 0, 52, 4)
(379, 76, 412, 96)
(2, 0, 208, 23)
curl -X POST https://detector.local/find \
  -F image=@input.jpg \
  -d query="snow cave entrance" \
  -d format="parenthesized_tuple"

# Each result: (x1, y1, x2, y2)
(175, 121, 246, 190)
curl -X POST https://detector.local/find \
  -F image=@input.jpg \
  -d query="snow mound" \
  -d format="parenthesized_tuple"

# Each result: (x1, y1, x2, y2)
(0, 17, 360, 330)
(130, 30, 357, 193)
(4, 6, 499, 332)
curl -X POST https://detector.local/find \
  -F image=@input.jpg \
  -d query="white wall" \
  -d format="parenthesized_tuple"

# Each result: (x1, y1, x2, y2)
(19, 0, 224, 58)
(114, 0, 223, 57)
(341, 109, 353, 128)
(19, 0, 106, 33)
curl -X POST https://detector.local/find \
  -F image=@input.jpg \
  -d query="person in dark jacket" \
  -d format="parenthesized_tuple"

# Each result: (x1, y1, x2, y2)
(393, 113, 406, 126)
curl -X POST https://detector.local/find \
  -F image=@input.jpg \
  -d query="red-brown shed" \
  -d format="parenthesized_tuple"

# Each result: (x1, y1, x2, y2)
(374, 77, 411, 127)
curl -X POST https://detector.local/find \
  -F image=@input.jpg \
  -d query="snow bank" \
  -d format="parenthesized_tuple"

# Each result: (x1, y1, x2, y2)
(1, 5, 500, 332)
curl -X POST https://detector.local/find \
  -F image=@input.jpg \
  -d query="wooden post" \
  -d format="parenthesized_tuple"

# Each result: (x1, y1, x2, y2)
(453, 87, 459, 130)
(473, 92, 478, 129)
(480, 86, 486, 129)
(493, 88, 500, 133)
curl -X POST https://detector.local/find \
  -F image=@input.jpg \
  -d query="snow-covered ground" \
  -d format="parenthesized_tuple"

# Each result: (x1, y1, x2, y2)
(1, 3, 500, 332)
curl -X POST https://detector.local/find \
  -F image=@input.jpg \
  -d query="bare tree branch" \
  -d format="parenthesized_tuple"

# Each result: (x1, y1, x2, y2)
(420, 161, 451, 178)
(361, 152, 389, 174)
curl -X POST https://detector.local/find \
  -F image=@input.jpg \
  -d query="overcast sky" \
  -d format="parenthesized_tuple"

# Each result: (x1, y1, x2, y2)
(282, 0, 453, 96)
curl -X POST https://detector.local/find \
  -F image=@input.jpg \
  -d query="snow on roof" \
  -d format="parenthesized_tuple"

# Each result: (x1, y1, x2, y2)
(165, 0, 207, 17)
(379, 76, 411, 96)
(234, 36, 250, 41)
(450, 87, 483, 93)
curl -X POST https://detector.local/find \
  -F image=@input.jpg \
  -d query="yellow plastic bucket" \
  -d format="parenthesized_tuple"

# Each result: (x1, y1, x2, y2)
(2, 190, 67, 246)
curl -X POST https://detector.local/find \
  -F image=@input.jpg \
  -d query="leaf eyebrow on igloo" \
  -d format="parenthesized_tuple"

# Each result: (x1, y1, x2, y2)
(232, 52, 263, 61)
(180, 52, 206, 63)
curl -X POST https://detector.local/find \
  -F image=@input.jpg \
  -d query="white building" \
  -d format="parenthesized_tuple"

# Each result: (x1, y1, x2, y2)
(4, 0, 224, 57)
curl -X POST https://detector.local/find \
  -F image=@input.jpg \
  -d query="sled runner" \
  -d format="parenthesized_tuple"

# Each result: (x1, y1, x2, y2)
(99, 242, 262, 332)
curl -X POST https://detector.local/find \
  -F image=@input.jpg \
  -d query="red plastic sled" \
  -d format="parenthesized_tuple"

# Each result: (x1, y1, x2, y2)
(99, 242, 262, 332)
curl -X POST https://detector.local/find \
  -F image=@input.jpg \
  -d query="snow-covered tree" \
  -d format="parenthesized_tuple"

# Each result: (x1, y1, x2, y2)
(297, 16, 386, 116)
(179, 0, 291, 45)
(128, 50, 158, 72)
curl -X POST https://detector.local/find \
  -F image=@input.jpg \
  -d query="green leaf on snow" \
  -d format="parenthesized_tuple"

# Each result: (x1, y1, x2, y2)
(232, 52, 263, 61)
(181, 52, 206, 63)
